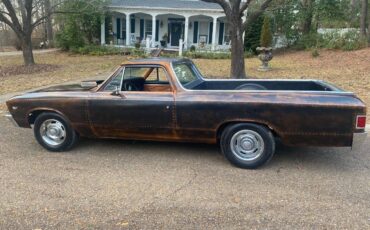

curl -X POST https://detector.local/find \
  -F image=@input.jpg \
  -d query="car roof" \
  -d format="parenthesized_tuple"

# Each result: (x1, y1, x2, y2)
(121, 57, 191, 66)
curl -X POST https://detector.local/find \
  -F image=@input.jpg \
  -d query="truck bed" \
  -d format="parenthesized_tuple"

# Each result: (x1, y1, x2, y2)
(190, 79, 343, 92)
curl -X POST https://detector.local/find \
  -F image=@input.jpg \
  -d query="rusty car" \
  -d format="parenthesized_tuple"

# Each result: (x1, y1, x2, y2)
(5, 58, 367, 169)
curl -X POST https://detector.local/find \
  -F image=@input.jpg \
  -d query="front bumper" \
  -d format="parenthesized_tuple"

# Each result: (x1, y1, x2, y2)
(4, 112, 19, 127)
(352, 132, 367, 151)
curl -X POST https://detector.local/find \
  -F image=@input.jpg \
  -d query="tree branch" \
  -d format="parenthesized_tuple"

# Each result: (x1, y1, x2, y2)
(31, 0, 65, 29)
(240, 0, 253, 14)
(0, 12, 22, 36)
(201, 0, 232, 17)
(1, 0, 24, 35)
(243, 0, 273, 30)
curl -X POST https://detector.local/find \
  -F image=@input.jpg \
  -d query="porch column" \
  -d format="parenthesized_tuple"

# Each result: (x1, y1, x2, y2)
(152, 14, 157, 47)
(126, 13, 131, 46)
(184, 16, 189, 50)
(101, 16, 105, 45)
(211, 16, 218, 51)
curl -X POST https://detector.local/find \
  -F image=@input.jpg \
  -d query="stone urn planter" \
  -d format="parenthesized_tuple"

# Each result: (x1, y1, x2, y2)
(160, 40, 167, 48)
(256, 47, 273, 71)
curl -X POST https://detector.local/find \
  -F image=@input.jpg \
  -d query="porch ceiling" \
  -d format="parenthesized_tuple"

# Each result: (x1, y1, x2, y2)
(109, 0, 223, 12)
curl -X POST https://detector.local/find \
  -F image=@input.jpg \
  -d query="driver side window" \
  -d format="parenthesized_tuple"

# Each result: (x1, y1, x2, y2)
(104, 66, 172, 92)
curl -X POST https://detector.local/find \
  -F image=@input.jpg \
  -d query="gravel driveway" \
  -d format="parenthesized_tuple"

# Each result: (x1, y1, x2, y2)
(0, 116, 369, 229)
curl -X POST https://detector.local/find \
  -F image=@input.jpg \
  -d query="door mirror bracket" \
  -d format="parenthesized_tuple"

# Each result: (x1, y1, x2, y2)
(111, 86, 125, 98)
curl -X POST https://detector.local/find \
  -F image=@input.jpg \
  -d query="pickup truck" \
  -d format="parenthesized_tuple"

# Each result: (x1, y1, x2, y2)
(5, 58, 367, 169)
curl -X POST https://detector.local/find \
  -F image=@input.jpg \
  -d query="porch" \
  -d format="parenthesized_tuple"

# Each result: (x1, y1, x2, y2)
(101, 11, 231, 51)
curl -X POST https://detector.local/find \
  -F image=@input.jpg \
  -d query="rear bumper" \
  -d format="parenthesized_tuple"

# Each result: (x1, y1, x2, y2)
(4, 112, 19, 127)
(352, 132, 367, 151)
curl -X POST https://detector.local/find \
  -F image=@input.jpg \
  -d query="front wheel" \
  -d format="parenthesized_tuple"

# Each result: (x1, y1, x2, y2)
(220, 123, 275, 169)
(33, 112, 79, 152)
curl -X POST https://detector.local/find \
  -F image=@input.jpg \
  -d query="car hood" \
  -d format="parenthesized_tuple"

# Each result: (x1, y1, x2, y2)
(32, 80, 104, 93)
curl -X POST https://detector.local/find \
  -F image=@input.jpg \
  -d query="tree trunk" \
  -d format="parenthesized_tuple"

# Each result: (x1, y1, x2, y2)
(360, 0, 368, 37)
(302, 0, 313, 34)
(350, 0, 359, 26)
(21, 34, 35, 66)
(230, 19, 247, 79)
(368, 13, 370, 40)
(44, 0, 53, 44)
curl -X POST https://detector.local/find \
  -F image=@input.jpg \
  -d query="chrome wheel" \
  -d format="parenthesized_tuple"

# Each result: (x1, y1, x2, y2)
(230, 130, 265, 161)
(39, 119, 66, 147)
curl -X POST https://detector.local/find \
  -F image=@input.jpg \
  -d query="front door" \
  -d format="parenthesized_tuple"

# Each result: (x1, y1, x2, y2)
(88, 66, 175, 140)
(170, 22, 182, 46)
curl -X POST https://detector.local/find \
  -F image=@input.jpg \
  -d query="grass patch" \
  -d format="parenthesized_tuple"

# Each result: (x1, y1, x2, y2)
(0, 51, 125, 95)
(0, 64, 60, 78)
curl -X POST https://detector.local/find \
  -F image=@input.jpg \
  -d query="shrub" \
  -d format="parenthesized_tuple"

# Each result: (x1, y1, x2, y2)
(244, 15, 263, 54)
(294, 30, 367, 51)
(293, 33, 319, 50)
(183, 51, 231, 59)
(260, 16, 273, 47)
(56, 21, 85, 51)
(190, 45, 196, 52)
(319, 30, 367, 51)
(311, 48, 320, 58)
(135, 42, 141, 49)
(55, 0, 106, 51)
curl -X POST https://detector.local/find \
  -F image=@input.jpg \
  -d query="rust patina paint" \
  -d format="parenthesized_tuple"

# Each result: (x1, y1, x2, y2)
(6, 59, 367, 147)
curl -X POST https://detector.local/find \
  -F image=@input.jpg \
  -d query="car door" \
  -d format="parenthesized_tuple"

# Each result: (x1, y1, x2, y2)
(88, 66, 175, 140)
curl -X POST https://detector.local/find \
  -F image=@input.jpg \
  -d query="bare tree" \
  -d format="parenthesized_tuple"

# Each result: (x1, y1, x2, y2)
(44, 0, 53, 44)
(360, 0, 368, 37)
(0, 0, 60, 65)
(201, 0, 272, 78)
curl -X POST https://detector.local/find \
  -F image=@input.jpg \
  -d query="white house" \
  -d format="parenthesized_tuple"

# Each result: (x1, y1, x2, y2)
(101, 0, 231, 51)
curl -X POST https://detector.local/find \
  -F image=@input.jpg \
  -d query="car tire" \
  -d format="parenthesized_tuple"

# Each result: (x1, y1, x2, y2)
(235, 83, 267, 90)
(220, 123, 275, 169)
(33, 112, 79, 152)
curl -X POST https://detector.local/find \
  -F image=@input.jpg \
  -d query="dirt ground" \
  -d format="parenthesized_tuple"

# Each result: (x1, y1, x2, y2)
(0, 117, 369, 229)
(0, 48, 369, 115)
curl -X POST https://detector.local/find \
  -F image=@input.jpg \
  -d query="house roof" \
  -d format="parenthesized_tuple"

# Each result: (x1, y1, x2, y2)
(109, 0, 222, 10)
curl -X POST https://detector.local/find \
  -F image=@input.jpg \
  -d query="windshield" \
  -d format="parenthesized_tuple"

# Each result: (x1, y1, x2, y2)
(173, 62, 200, 86)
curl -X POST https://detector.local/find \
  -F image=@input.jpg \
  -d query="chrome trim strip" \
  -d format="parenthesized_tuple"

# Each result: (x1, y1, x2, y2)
(4, 112, 19, 127)
(352, 132, 367, 151)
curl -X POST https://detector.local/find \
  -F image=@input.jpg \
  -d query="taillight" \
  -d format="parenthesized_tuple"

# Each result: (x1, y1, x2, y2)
(356, 115, 366, 129)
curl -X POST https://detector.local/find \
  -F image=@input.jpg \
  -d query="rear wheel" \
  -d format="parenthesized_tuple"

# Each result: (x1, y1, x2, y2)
(34, 112, 79, 152)
(220, 123, 275, 169)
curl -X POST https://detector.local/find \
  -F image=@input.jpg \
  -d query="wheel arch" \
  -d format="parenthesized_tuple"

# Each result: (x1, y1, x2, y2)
(27, 108, 70, 126)
(216, 120, 281, 142)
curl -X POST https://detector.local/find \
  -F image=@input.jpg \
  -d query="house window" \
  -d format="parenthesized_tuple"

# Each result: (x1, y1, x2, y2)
(145, 20, 152, 39)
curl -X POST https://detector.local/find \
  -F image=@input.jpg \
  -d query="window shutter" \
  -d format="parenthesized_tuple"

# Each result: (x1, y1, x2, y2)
(116, 18, 121, 39)
(208, 22, 213, 44)
(167, 22, 170, 42)
(156, 20, 159, 41)
(140, 19, 144, 40)
(218, 22, 224, 45)
(131, 18, 135, 33)
(193, 21, 198, 43)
